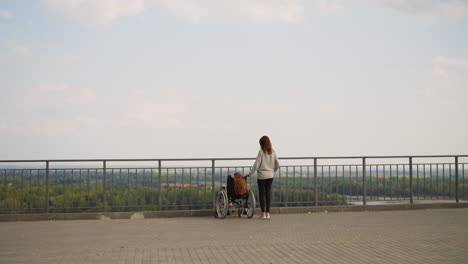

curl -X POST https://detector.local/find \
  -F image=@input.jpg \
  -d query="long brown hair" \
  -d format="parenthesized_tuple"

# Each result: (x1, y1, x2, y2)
(233, 172, 247, 195)
(259, 136, 273, 155)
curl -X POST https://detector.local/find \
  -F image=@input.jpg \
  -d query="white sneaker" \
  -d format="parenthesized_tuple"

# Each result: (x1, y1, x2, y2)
(266, 213, 271, 220)
(259, 213, 266, 220)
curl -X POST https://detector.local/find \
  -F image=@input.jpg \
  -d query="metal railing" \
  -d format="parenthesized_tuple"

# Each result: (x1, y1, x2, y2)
(0, 155, 467, 213)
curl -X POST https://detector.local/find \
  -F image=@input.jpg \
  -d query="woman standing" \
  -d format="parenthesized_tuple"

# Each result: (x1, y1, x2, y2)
(246, 136, 279, 220)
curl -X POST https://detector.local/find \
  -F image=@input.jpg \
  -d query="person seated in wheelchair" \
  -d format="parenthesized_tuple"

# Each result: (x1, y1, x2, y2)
(226, 172, 249, 203)
(215, 172, 255, 218)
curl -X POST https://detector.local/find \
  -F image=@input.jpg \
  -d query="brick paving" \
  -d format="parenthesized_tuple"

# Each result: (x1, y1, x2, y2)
(1, 208, 467, 263)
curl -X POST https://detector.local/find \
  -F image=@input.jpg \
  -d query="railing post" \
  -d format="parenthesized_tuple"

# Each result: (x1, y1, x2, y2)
(3, 169, 6, 211)
(278, 167, 282, 205)
(46, 161, 49, 213)
(363, 158, 366, 209)
(409, 157, 413, 204)
(285, 166, 289, 207)
(314, 158, 318, 207)
(158, 160, 162, 210)
(212, 160, 215, 209)
(455, 156, 459, 203)
(103, 160, 107, 212)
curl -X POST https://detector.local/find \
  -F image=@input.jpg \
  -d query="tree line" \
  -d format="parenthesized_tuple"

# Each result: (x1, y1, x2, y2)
(1, 173, 466, 213)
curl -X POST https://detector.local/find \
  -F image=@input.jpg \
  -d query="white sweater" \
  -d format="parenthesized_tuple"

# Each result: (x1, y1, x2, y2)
(250, 149, 280, 180)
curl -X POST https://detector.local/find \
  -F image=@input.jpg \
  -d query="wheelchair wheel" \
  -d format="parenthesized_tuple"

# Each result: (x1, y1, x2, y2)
(215, 189, 228, 219)
(246, 190, 256, 218)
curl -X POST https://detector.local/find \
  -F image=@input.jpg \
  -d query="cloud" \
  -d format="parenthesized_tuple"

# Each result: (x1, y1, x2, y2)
(152, 0, 304, 22)
(435, 56, 468, 68)
(229, 100, 299, 114)
(119, 101, 186, 129)
(5, 84, 98, 137)
(0, 121, 8, 131)
(69, 88, 97, 104)
(38, 83, 71, 92)
(421, 88, 436, 97)
(432, 56, 468, 78)
(44, 0, 304, 26)
(432, 63, 448, 78)
(364, 0, 468, 18)
(312, 103, 338, 114)
(0, 8, 12, 19)
(37, 83, 97, 104)
(11, 46, 31, 57)
(10, 84, 99, 137)
(319, 0, 343, 15)
(75, 115, 97, 125)
(44, 0, 146, 27)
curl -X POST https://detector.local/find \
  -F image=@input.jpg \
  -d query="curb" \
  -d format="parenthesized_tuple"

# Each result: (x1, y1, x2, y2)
(1, 203, 467, 222)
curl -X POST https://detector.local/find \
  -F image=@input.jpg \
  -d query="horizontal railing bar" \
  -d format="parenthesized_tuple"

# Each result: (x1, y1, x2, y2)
(0, 204, 214, 211)
(280, 155, 468, 159)
(1, 167, 213, 170)
(0, 158, 254, 162)
(1, 155, 467, 163)
(2, 163, 468, 171)
(270, 201, 348, 204)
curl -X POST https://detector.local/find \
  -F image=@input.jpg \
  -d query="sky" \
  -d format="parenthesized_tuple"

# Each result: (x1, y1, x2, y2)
(0, 0, 467, 160)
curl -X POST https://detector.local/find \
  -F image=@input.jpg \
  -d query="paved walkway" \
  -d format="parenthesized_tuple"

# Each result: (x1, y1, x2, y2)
(1, 208, 467, 264)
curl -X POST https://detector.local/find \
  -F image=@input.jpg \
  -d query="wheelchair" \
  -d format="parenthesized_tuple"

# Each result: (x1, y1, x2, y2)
(214, 174, 256, 219)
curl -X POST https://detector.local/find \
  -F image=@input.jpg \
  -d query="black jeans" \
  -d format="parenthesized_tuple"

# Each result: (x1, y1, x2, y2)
(257, 178, 273, 213)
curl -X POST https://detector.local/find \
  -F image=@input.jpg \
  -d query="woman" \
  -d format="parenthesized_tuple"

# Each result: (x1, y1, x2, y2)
(246, 136, 279, 220)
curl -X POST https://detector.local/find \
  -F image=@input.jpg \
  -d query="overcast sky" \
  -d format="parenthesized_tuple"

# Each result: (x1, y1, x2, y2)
(1, 0, 467, 160)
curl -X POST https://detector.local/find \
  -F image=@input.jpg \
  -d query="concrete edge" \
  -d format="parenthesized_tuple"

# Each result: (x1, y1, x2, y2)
(273, 202, 468, 214)
(1, 203, 467, 222)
